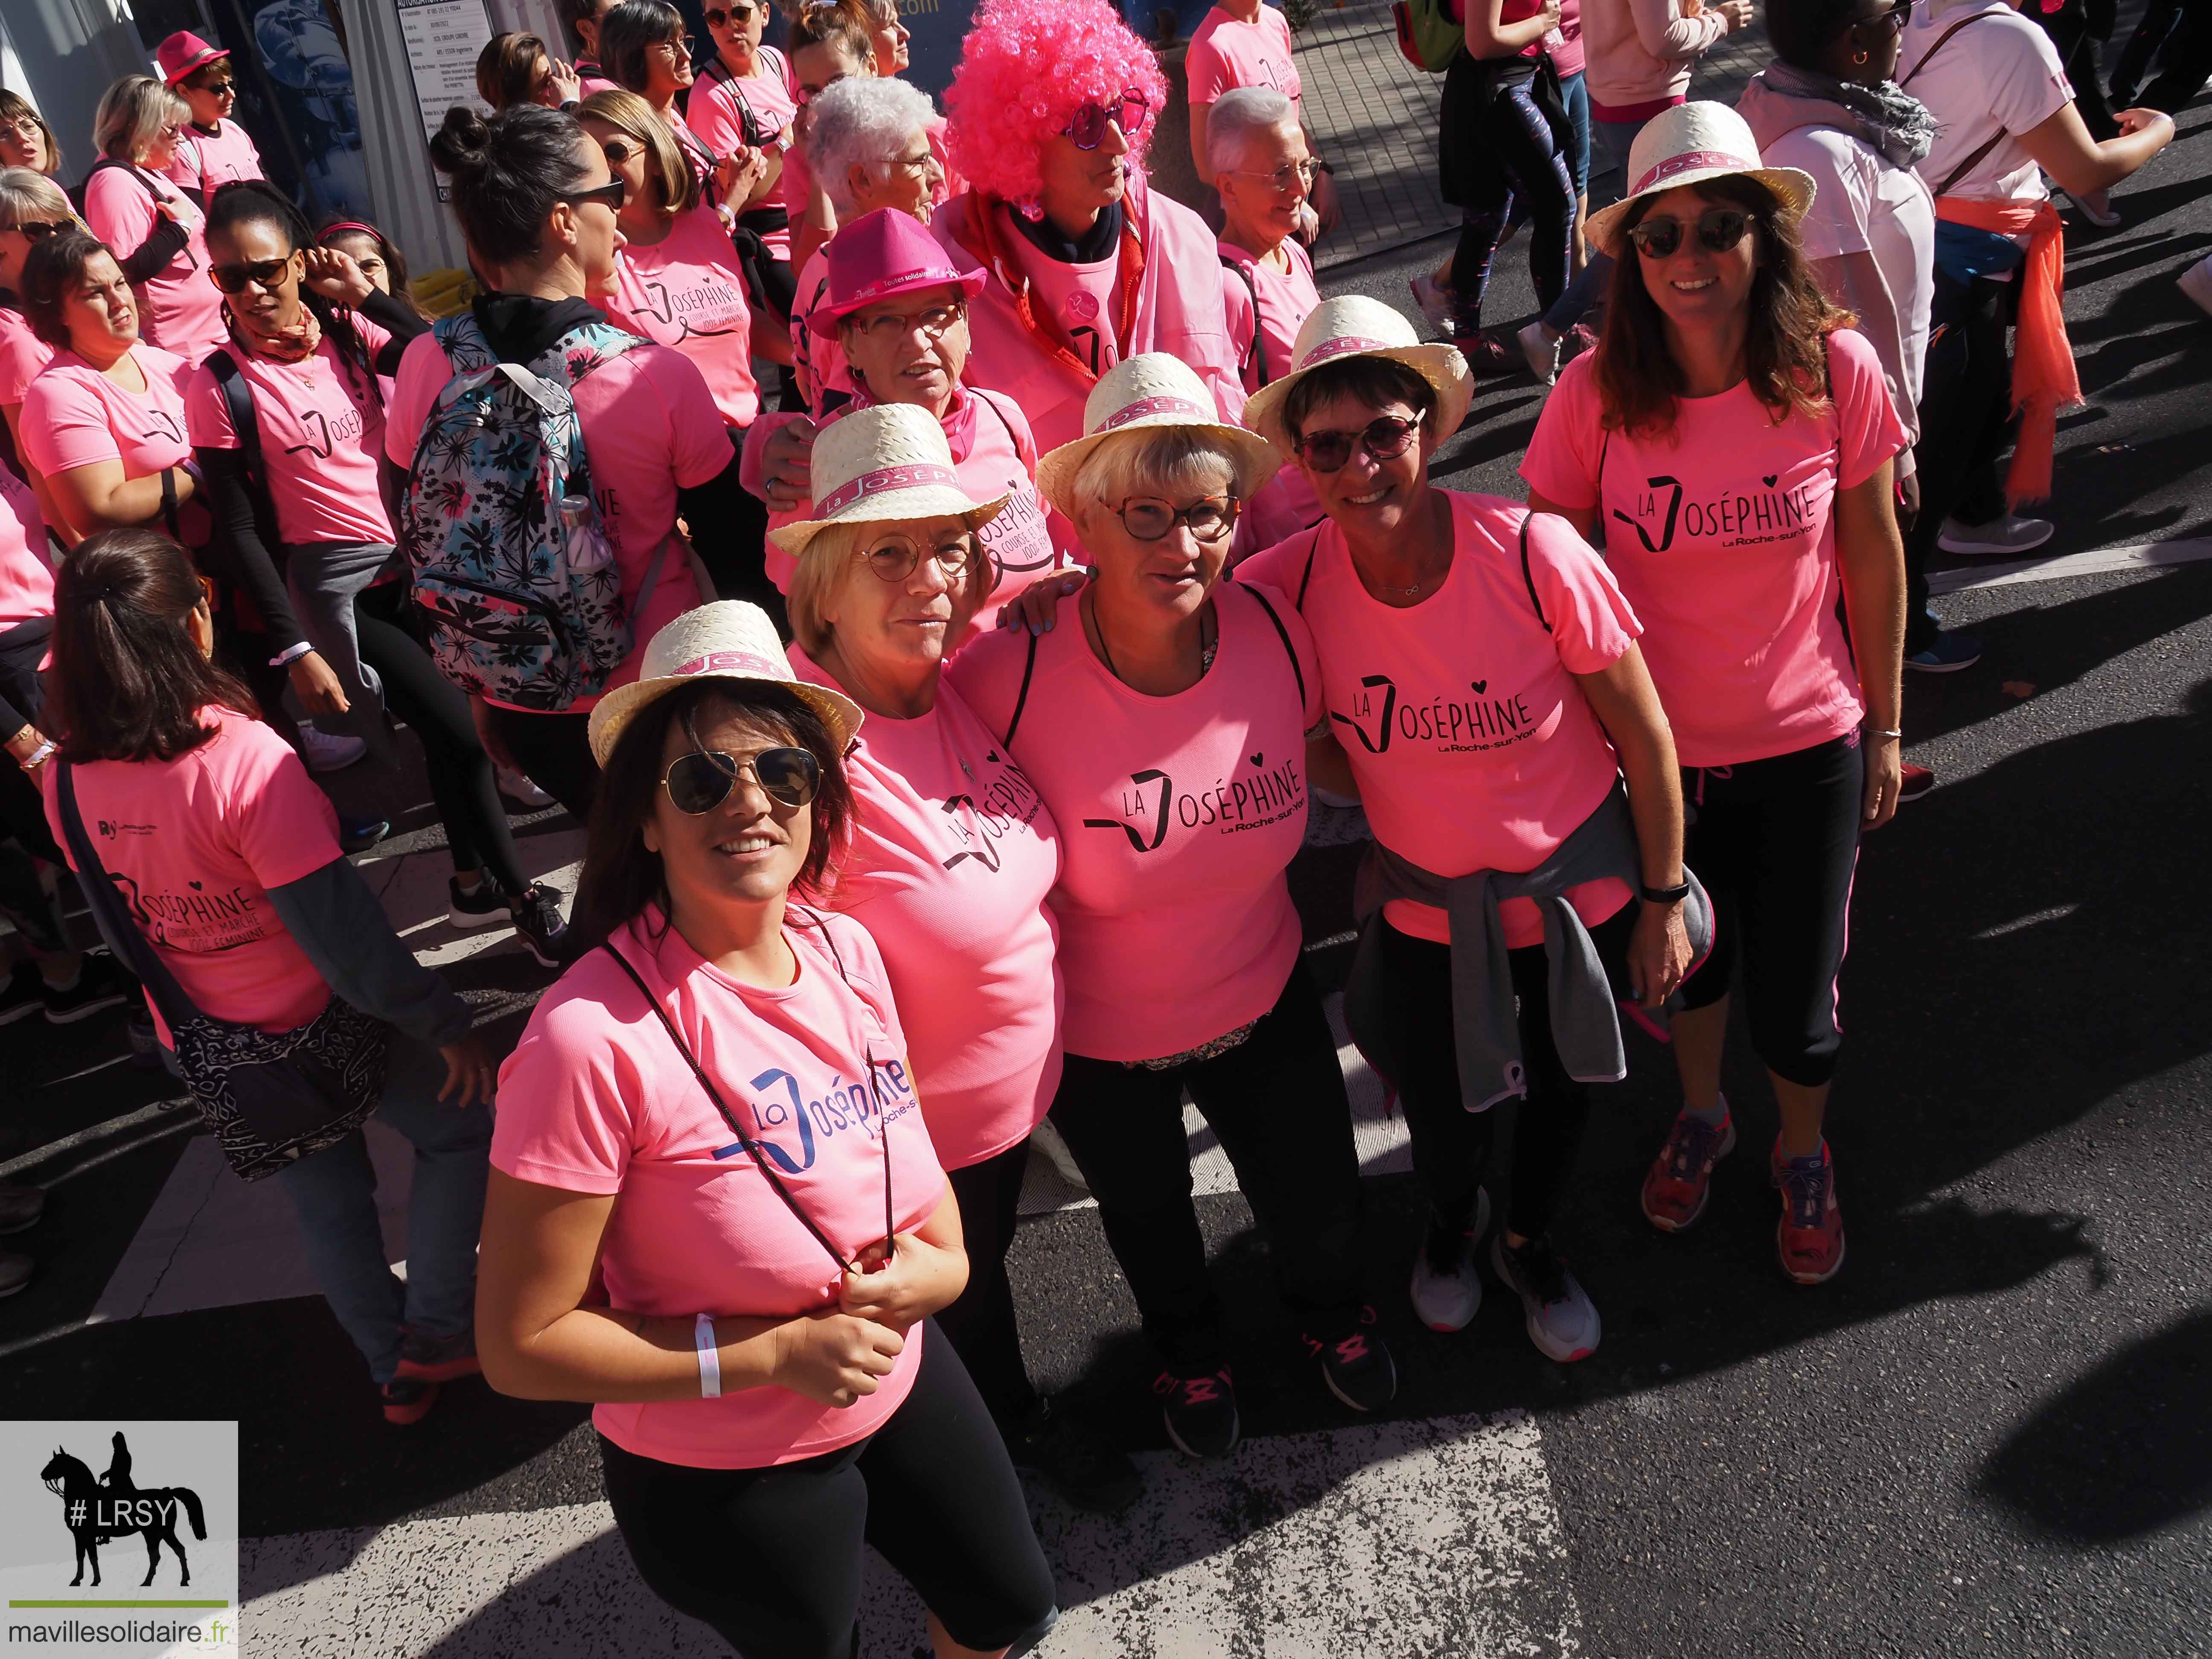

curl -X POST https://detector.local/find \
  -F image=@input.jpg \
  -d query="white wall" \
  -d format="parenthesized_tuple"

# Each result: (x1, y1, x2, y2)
(0, 0, 155, 182)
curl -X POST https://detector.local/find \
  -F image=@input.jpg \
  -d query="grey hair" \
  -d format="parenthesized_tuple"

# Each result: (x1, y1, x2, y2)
(1068, 428, 1239, 527)
(93, 76, 189, 164)
(0, 167, 72, 231)
(804, 76, 938, 217)
(1207, 85, 1297, 180)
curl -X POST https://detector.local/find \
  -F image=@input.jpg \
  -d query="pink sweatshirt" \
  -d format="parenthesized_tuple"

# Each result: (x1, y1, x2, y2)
(1580, 0, 1729, 119)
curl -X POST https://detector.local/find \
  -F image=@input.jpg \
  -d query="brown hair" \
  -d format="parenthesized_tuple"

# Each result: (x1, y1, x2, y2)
(49, 530, 257, 765)
(1595, 174, 1850, 439)
(1279, 356, 1438, 446)
(570, 680, 854, 953)
(0, 91, 62, 178)
(578, 87, 698, 217)
(477, 32, 553, 110)
(788, 0, 876, 73)
(19, 227, 116, 348)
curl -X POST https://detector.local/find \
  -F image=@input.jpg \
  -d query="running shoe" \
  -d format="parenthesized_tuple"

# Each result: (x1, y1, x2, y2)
(2180, 257, 2212, 318)
(2062, 186, 2121, 227)
(298, 725, 367, 774)
(510, 882, 572, 968)
(448, 874, 513, 929)
(1409, 273, 1458, 336)
(1027, 1118, 1089, 1190)
(41, 950, 134, 1025)
(1772, 1140, 1847, 1284)
(395, 1324, 482, 1383)
(380, 1377, 439, 1425)
(496, 766, 555, 810)
(1409, 1187, 1492, 1331)
(1640, 1103, 1736, 1233)
(1516, 320, 1562, 384)
(0, 959, 44, 1026)
(999, 1395, 1142, 1513)
(1304, 1306, 1398, 1412)
(1489, 1235, 1601, 1362)
(0, 1181, 44, 1236)
(1898, 762, 1936, 802)
(1905, 631, 1983, 673)
(1937, 513, 2054, 557)
(1153, 1365, 1239, 1459)
(0, 1251, 29, 1298)
(1455, 332, 1522, 378)
(339, 815, 390, 854)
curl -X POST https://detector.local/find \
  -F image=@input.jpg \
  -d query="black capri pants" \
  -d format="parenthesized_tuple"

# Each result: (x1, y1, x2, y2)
(1677, 733, 1864, 1088)
(935, 1137, 1038, 1421)
(599, 1321, 1057, 1659)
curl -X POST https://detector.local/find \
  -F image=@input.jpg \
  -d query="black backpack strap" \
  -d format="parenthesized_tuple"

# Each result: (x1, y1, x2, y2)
(1219, 253, 1269, 388)
(1294, 523, 1326, 610)
(1519, 511, 1553, 634)
(1240, 581, 1305, 711)
(55, 763, 195, 1033)
(1000, 627, 1042, 750)
(206, 348, 262, 483)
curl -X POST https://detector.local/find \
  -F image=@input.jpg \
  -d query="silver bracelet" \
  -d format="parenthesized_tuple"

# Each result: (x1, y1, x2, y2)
(18, 738, 56, 771)
(1870, 727, 1904, 742)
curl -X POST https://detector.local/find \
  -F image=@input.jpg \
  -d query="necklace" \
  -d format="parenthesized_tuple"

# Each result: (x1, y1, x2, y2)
(1090, 591, 1215, 687)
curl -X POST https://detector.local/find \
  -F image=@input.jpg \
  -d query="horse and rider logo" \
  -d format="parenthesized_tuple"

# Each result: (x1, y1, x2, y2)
(38, 1432, 209, 1588)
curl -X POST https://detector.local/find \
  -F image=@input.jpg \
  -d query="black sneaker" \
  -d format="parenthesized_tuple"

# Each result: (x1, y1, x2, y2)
(447, 874, 512, 929)
(0, 1250, 29, 1298)
(396, 1324, 482, 1383)
(1153, 1364, 1239, 1459)
(0, 959, 44, 1026)
(511, 883, 572, 968)
(999, 1395, 1142, 1513)
(0, 1182, 45, 1236)
(340, 814, 391, 854)
(1304, 1305, 1398, 1413)
(42, 951, 135, 1025)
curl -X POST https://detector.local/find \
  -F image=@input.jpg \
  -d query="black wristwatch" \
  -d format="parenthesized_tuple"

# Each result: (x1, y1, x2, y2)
(1639, 878, 1691, 905)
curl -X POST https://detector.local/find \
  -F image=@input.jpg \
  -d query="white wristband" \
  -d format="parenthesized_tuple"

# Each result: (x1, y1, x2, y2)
(694, 1313, 721, 1399)
(270, 641, 315, 668)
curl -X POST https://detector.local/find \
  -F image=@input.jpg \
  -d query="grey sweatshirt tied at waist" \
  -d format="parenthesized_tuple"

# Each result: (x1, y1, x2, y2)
(1345, 782, 1714, 1113)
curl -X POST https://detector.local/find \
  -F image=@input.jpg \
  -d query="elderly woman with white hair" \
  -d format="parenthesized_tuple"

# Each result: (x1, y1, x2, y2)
(790, 74, 945, 416)
(80, 76, 227, 364)
(0, 168, 73, 526)
(948, 352, 1395, 1463)
(768, 399, 1141, 1513)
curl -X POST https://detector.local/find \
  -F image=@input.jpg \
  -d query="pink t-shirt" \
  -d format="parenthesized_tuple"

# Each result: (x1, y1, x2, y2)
(948, 578, 1318, 1062)
(688, 47, 799, 262)
(1219, 239, 1323, 551)
(1007, 225, 1123, 382)
(22, 343, 211, 547)
(792, 648, 1064, 1168)
(600, 204, 760, 428)
(1552, 0, 1586, 79)
(387, 328, 726, 710)
(492, 907, 945, 1470)
(788, 248, 848, 417)
(81, 165, 229, 367)
(1519, 328, 1903, 766)
(44, 708, 341, 1042)
(577, 62, 620, 97)
(0, 465, 52, 629)
(183, 320, 396, 548)
(1240, 495, 1639, 949)
(164, 119, 265, 196)
(1186, 4, 1304, 112)
(0, 305, 52, 407)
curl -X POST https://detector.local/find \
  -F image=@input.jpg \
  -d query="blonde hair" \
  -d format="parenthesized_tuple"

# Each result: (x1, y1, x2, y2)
(1068, 428, 1238, 530)
(0, 167, 73, 232)
(94, 76, 188, 164)
(786, 516, 993, 657)
(576, 87, 698, 218)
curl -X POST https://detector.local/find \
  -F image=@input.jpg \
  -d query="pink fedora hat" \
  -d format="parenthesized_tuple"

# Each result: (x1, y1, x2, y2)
(155, 31, 230, 86)
(804, 208, 987, 341)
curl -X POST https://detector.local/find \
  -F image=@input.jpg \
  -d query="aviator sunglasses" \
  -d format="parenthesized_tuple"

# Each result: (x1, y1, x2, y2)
(1062, 89, 1148, 150)
(662, 746, 821, 815)
(1625, 207, 1753, 260)
(1292, 413, 1422, 474)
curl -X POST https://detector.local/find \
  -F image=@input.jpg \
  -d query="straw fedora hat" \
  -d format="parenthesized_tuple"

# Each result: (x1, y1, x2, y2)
(1584, 101, 1817, 258)
(766, 403, 1010, 560)
(586, 601, 862, 767)
(1033, 353, 1281, 521)
(1240, 295, 1473, 456)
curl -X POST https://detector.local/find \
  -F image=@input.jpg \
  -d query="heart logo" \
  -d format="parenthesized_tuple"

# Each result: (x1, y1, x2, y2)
(1249, 752, 1263, 767)
(1761, 473, 1778, 488)
(188, 881, 203, 891)
(986, 751, 998, 762)
(1470, 679, 1488, 695)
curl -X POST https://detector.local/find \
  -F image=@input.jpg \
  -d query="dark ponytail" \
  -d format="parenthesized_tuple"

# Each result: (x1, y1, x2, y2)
(204, 180, 376, 404)
(428, 103, 594, 268)
(49, 530, 258, 765)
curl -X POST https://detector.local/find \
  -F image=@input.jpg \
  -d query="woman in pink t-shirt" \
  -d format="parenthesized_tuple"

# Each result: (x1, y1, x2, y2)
(1236, 296, 1698, 1365)
(601, 0, 763, 223)
(82, 76, 228, 367)
(949, 353, 1394, 1460)
(0, 169, 68, 533)
(43, 528, 499, 1425)
(477, 602, 1055, 1658)
(774, 402, 1136, 1512)
(156, 35, 267, 206)
(689, 2, 798, 259)
(1523, 106, 1909, 1285)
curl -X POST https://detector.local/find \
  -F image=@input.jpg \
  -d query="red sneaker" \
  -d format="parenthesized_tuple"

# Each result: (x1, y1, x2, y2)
(396, 1324, 482, 1383)
(380, 1377, 439, 1425)
(1640, 1104, 1735, 1232)
(1771, 1141, 1847, 1284)
(1454, 333, 1522, 378)
(1899, 763, 1936, 802)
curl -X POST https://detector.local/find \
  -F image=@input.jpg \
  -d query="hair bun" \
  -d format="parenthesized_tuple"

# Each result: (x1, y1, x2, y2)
(429, 106, 493, 175)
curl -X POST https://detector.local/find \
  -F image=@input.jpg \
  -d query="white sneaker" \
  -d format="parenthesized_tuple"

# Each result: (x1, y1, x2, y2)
(1490, 1234, 1601, 1362)
(1936, 513, 2055, 557)
(1028, 1118, 1088, 1190)
(297, 725, 366, 773)
(2179, 257, 2212, 318)
(1516, 319, 1562, 385)
(1409, 1189, 1492, 1332)
(1408, 273, 1458, 337)
(496, 766, 555, 809)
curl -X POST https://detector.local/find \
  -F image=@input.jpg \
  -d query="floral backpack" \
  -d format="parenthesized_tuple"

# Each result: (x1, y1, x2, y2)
(399, 314, 673, 710)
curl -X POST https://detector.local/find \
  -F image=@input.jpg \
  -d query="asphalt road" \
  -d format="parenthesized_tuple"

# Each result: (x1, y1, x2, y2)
(4, 65, 2211, 1659)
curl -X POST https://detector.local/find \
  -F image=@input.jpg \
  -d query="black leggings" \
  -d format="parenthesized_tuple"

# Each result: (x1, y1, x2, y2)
(1677, 733, 1864, 1089)
(352, 583, 533, 894)
(1362, 905, 1636, 1242)
(0, 768, 64, 954)
(1905, 271, 2014, 652)
(935, 1137, 1037, 1420)
(1048, 957, 1365, 1371)
(1444, 62, 1575, 326)
(485, 707, 597, 826)
(598, 1324, 1057, 1659)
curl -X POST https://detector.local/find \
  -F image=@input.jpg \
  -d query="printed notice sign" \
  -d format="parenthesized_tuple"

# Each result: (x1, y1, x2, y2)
(397, 0, 494, 195)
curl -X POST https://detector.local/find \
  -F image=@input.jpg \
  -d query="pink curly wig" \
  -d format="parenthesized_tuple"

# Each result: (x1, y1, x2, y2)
(944, 0, 1168, 207)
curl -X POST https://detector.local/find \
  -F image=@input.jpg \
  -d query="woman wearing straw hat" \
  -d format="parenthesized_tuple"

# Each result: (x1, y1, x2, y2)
(1237, 294, 1703, 1363)
(949, 352, 1395, 1459)
(477, 600, 1058, 1659)
(1521, 102, 1909, 1285)
(767, 402, 1140, 1512)
(749, 210, 1066, 629)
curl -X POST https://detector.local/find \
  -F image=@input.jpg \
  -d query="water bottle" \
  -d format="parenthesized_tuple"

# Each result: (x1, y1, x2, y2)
(559, 493, 614, 576)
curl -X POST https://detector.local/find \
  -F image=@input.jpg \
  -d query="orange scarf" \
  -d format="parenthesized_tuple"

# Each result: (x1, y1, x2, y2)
(1933, 196, 2077, 506)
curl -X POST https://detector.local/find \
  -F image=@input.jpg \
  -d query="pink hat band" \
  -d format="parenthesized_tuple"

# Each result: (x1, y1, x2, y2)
(1096, 394, 1211, 434)
(672, 649, 786, 679)
(1626, 149, 1759, 200)
(816, 462, 960, 517)
(1292, 334, 1397, 373)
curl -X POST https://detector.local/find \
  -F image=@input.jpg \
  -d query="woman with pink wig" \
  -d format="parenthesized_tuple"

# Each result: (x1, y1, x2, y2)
(933, 0, 1243, 454)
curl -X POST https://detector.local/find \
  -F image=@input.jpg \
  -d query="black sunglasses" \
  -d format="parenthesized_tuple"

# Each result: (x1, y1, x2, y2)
(1293, 413, 1422, 474)
(703, 4, 756, 23)
(1626, 207, 1753, 260)
(1, 220, 66, 242)
(563, 178, 627, 212)
(1837, 0, 1912, 35)
(209, 256, 293, 294)
(663, 746, 821, 815)
(1063, 89, 1147, 150)
(198, 77, 238, 94)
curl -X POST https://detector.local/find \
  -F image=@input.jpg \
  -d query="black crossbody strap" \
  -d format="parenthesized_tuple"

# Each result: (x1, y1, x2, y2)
(1000, 627, 1042, 749)
(1294, 522, 1326, 609)
(1519, 511, 1553, 634)
(1240, 581, 1306, 710)
(55, 763, 196, 1033)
